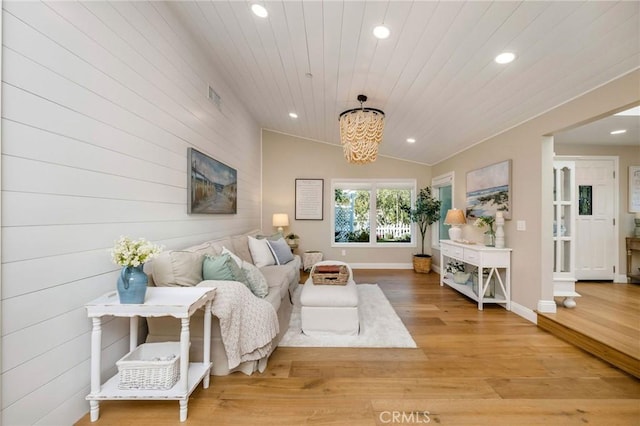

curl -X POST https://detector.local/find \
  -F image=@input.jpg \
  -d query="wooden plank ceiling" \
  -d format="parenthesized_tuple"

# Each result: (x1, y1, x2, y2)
(168, 1, 640, 165)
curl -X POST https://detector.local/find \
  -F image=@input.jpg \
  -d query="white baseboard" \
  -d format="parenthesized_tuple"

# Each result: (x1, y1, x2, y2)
(349, 263, 413, 269)
(615, 273, 628, 283)
(510, 301, 537, 324)
(432, 265, 441, 275)
(537, 299, 557, 314)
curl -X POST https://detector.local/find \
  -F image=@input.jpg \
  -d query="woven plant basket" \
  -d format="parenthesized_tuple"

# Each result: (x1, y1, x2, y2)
(413, 255, 432, 274)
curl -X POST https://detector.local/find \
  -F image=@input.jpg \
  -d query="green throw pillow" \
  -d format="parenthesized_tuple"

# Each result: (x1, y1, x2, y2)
(202, 253, 249, 287)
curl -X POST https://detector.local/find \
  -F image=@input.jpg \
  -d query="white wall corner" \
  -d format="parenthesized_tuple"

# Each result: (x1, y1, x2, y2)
(537, 299, 557, 314)
(510, 301, 538, 324)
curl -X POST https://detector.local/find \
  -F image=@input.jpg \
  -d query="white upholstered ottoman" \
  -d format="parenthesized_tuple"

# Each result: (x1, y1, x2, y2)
(300, 261, 359, 336)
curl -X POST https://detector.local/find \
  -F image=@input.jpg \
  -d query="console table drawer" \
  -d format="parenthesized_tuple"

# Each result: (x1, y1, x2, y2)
(463, 249, 480, 264)
(441, 244, 464, 259)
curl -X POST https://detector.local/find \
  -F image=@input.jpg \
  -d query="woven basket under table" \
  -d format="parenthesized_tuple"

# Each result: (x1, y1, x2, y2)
(117, 342, 181, 390)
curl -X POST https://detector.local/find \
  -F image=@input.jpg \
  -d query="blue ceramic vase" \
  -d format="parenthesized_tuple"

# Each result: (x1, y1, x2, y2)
(117, 265, 148, 304)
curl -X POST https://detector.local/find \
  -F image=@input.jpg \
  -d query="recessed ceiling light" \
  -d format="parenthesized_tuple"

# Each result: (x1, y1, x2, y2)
(251, 4, 268, 18)
(373, 25, 390, 40)
(289, 112, 298, 119)
(406, 138, 416, 143)
(610, 129, 627, 135)
(495, 52, 516, 64)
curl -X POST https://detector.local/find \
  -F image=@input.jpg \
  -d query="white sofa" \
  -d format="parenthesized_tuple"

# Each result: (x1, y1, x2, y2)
(144, 229, 300, 375)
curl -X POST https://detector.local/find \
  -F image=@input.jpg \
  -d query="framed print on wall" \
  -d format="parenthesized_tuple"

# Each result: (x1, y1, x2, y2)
(188, 148, 237, 214)
(295, 179, 324, 220)
(466, 159, 512, 219)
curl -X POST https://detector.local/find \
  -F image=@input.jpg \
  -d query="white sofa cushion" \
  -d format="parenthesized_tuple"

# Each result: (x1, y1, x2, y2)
(152, 250, 204, 287)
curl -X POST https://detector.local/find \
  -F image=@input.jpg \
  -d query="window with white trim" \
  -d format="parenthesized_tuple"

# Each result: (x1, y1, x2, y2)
(431, 172, 454, 248)
(332, 179, 416, 247)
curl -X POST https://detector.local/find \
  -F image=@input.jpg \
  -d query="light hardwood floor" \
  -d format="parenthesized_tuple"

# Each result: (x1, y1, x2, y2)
(75, 270, 640, 425)
(538, 281, 640, 378)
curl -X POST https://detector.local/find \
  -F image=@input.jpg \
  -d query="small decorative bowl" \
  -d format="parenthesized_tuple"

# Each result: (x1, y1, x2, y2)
(453, 272, 471, 284)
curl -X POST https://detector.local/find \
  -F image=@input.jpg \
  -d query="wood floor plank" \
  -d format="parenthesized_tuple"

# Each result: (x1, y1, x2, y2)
(370, 399, 640, 426)
(74, 270, 640, 425)
(537, 282, 640, 378)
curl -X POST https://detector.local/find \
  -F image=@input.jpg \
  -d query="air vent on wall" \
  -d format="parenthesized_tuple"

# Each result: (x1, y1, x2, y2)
(208, 85, 222, 111)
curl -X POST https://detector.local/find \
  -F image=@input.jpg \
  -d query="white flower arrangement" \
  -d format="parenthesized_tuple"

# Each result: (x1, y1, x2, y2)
(110, 236, 163, 268)
(473, 215, 495, 235)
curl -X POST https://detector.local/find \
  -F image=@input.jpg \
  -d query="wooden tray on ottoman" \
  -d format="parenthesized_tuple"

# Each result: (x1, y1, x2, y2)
(311, 265, 349, 285)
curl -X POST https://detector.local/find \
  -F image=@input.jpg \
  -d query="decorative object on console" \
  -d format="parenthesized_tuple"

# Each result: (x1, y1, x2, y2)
(444, 208, 466, 241)
(339, 94, 385, 164)
(474, 215, 496, 247)
(272, 213, 289, 235)
(445, 260, 465, 275)
(187, 148, 237, 214)
(110, 236, 163, 304)
(402, 186, 441, 273)
(472, 269, 496, 297)
(453, 272, 471, 284)
(495, 211, 505, 248)
(466, 159, 511, 219)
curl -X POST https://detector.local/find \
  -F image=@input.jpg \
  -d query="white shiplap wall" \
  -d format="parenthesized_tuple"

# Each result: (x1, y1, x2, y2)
(1, 2, 261, 424)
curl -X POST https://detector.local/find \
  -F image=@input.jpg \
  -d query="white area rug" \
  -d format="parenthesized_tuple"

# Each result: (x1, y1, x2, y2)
(279, 284, 417, 348)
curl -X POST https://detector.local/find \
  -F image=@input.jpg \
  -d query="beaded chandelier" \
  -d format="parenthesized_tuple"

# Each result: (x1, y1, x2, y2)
(339, 95, 385, 164)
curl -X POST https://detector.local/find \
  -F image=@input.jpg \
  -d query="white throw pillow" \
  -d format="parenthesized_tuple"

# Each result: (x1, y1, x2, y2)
(247, 235, 276, 268)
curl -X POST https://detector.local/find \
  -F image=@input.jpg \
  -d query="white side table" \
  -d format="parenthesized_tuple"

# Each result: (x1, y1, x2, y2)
(85, 287, 216, 422)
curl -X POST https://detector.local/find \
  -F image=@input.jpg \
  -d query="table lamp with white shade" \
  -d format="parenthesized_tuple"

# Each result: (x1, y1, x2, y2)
(272, 213, 289, 235)
(444, 209, 466, 241)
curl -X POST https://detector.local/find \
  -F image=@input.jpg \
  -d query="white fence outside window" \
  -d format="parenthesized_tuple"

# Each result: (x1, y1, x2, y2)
(376, 223, 411, 239)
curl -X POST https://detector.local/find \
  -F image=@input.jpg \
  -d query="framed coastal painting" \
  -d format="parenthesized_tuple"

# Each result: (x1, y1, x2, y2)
(466, 159, 512, 219)
(188, 148, 237, 214)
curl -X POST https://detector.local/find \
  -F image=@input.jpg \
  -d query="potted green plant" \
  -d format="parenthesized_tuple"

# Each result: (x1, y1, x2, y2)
(403, 186, 441, 273)
(285, 233, 300, 247)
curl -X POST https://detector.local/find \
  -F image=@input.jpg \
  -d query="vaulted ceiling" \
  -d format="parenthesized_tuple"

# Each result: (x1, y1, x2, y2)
(168, 1, 640, 165)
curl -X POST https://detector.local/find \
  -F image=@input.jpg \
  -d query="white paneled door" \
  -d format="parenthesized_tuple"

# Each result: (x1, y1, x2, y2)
(575, 159, 616, 280)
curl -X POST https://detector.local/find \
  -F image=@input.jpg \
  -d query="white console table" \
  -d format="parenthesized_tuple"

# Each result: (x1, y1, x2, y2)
(85, 287, 216, 422)
(440, 240, 511, 311)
